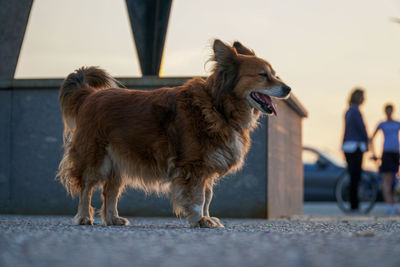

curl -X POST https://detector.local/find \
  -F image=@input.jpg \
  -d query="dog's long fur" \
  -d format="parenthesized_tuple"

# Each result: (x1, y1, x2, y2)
(57, 40, 291, 227)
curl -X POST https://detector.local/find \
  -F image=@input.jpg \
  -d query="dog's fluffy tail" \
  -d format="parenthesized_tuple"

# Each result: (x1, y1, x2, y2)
(57, 66, 117, 195)
(59, 66, 117, 142)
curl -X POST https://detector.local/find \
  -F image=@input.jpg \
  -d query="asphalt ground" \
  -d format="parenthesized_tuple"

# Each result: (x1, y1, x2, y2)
(1, 204, 400, 267)
(303, 202, 388, 216)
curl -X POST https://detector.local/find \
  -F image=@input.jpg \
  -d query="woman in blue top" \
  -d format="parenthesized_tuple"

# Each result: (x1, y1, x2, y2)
(342, 88, 369, 212)
(370, 104, 400, 215)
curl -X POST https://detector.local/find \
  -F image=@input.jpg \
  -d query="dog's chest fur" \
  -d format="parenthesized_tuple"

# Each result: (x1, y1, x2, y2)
(206, 131, 246, 173)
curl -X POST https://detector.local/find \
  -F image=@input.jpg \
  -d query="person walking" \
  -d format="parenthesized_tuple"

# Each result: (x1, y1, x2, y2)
(342, 88, 369, 213)
(370, 104, 400, 215)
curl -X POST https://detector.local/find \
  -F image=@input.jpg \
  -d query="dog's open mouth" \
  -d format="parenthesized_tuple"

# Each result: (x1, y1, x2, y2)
(250, 92, 277, 115)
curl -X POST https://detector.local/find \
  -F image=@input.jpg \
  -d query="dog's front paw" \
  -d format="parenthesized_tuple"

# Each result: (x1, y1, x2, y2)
(74, 216, 94, 225)
(210, 217, 224, 228)
(106, 216, 130, 226)
(195, 217, 224, 228)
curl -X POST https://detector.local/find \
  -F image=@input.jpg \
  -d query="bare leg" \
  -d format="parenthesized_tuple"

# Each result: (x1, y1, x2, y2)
(171, 176, 223, 228)
(382, 172, 395, 205)
(101, 178, 129, 226)
(203, 179, 224, 228)
(74, 182, 95, 225)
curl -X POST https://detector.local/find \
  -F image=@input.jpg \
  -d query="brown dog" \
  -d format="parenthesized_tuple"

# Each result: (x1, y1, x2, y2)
(57, 40, 291, 227)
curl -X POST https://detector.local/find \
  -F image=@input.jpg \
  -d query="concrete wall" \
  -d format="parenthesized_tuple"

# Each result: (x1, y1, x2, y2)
(0, 78, 306, 218)
(267, 96, 305, 218)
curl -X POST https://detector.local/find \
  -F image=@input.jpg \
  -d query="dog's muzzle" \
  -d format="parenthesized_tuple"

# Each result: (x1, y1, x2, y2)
(248, 86, 291, 116)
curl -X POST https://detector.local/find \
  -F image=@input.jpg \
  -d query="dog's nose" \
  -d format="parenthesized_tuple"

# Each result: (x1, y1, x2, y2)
(282, 85, 291, 95)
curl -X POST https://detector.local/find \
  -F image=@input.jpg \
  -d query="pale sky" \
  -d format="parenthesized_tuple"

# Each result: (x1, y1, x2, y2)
(16, 0, 400, 169)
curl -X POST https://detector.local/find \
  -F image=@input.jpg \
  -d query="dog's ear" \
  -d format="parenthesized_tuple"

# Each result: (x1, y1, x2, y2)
(233, 41, 255, 56)
(213, 39, 237, 69)
(211, 40, 239, 115)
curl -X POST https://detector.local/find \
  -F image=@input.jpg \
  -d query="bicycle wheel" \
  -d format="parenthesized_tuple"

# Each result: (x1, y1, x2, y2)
(335, 173, 378, 214)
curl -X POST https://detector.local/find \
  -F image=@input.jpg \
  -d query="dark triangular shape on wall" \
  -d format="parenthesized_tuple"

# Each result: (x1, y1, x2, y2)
(0, 0, 33, 79)
(126, 0, 172, 76)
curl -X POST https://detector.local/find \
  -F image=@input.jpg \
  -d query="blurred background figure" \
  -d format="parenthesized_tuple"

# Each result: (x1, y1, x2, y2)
(370, 104, 400, 215)
(342, 88, 368, 212)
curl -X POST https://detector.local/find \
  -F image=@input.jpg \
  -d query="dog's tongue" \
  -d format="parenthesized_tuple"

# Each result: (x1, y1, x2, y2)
(259, 93, 277, 116)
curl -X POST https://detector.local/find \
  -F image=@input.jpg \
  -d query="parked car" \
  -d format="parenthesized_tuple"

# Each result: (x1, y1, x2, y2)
(303, 146, 379, 202)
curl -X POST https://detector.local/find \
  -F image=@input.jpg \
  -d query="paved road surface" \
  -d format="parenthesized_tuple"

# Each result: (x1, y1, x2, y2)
(303, 202, 388, 216)
(1, 210, 399, 267)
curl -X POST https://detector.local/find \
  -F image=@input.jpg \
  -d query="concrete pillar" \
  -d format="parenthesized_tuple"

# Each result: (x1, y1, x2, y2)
(125, 0, 172, 76)
(0, 0, 33, 80)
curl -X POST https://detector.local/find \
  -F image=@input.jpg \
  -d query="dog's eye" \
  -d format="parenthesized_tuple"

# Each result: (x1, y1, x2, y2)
(258, 73, 271, 81)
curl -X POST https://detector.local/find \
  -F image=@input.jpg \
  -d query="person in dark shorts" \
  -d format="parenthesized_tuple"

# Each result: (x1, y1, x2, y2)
(370, 104, 400, 215)
(342, 88, 369, 212)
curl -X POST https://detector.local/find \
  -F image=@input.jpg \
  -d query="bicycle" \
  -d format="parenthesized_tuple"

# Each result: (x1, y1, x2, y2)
(335, 158, 400, 214)
(335, 172, 380, 214)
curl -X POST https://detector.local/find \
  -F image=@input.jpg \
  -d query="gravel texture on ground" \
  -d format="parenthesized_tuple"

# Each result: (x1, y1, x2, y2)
(1, 215, 400, 267)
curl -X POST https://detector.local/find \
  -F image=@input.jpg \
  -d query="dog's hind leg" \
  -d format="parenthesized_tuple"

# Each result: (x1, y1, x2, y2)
(203, 178, 224, 228)
(203, 178, 213, 217)
(74, 180, 96, 225)
(171, 175, 223, 228)
(101, 174, 130, 226)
